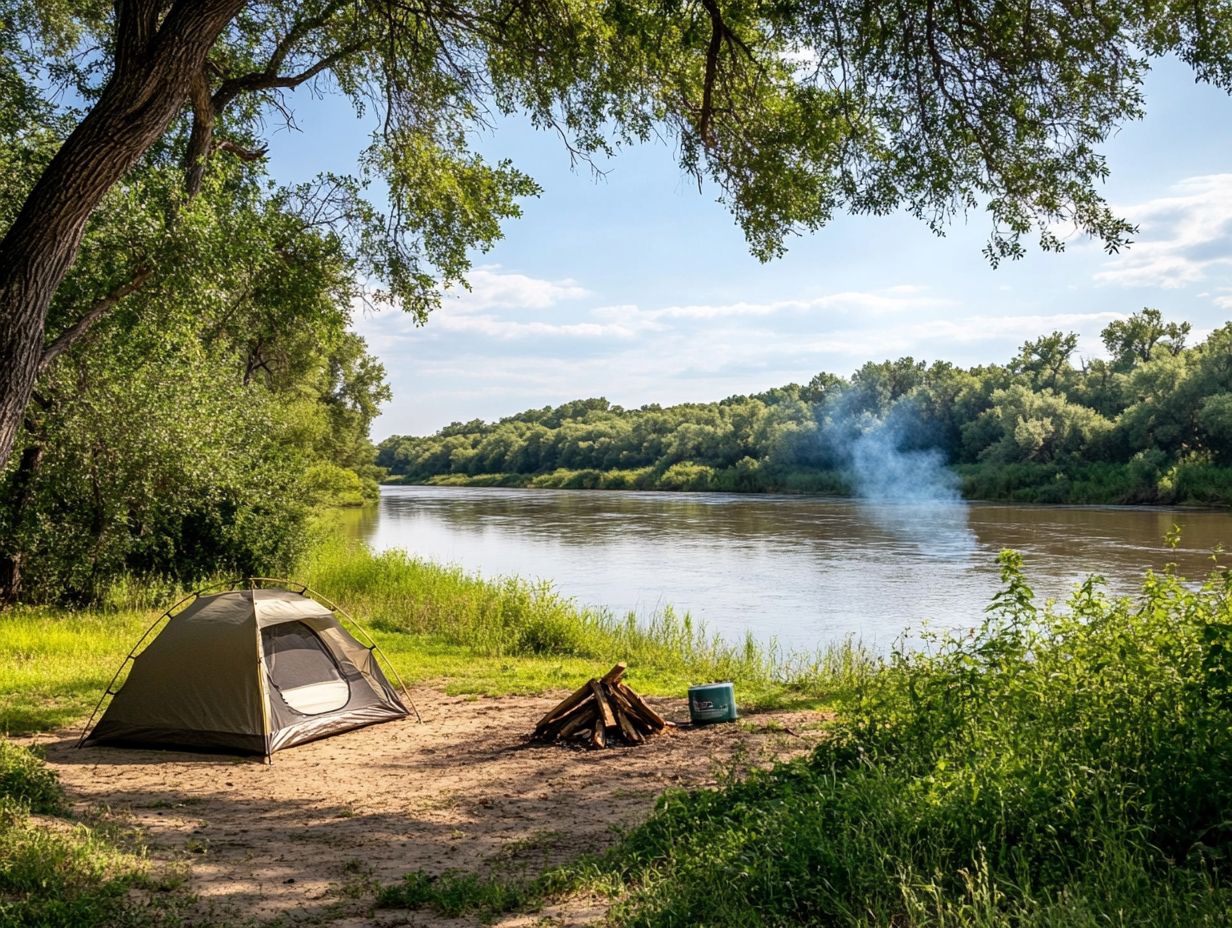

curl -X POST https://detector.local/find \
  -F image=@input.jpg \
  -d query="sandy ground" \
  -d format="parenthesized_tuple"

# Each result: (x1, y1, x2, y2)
(30, 688, 828, 927)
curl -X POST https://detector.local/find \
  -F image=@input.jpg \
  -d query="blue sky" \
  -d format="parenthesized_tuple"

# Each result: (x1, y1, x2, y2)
(265, 57, 1232, 440)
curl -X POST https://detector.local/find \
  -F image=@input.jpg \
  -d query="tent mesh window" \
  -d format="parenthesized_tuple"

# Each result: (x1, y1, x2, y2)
(262, 622, 351, 715)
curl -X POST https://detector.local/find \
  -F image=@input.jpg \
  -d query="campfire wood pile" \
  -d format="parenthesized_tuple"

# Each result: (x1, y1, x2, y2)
(531, 663, 670, 749)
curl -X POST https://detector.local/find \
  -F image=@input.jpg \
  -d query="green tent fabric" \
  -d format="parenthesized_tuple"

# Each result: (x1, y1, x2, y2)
(83, 588, 408, 756)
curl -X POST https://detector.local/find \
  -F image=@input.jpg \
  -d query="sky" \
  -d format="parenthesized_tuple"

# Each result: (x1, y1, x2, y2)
(263, 57, 1232, 441)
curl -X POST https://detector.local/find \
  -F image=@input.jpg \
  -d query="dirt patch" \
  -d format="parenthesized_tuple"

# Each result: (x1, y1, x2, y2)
(31, 689, 829, 927)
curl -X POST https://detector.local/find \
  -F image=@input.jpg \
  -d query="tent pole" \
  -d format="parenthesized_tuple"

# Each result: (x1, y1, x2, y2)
(249, 578, 275, 764)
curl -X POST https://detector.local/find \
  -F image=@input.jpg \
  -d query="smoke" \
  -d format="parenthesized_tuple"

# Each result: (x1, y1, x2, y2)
(849, 425, 961, 503)
(826, 399, 976, 557)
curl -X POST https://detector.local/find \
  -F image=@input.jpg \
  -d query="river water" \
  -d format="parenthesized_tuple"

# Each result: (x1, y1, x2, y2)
(352, 486, 1232, 651)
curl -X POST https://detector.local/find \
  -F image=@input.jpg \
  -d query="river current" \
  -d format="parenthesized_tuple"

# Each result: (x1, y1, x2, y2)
(350, 486, 1232, 651)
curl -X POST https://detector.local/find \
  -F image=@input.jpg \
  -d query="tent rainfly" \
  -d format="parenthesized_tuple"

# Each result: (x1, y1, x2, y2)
(80, 585, 411, 757)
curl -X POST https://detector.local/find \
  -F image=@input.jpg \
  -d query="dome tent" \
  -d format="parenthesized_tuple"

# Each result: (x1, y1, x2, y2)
(80, 582, 412, 757)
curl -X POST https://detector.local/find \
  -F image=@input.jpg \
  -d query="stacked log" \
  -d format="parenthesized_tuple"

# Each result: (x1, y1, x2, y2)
(531, 663, 669, 748)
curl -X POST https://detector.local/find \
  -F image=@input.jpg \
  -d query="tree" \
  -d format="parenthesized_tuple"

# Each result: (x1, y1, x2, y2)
(1012, 332, 1080, 392)
(1101, 308, 1192, 370)
(3, 0, 1230, 470)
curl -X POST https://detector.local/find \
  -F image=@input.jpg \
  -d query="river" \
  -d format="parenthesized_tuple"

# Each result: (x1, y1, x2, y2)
(350, 486, 1232, 651)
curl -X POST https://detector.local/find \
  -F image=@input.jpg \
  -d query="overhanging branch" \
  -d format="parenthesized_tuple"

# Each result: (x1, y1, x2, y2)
(39, 267, 153, 373)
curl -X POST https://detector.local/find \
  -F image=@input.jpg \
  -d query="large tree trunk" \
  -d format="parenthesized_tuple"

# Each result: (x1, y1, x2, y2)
(0, 0, 245, 471)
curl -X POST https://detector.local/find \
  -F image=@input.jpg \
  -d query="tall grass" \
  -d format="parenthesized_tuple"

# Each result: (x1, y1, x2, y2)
(302, 538, 867, 706)
(586, 551, 1232, 926)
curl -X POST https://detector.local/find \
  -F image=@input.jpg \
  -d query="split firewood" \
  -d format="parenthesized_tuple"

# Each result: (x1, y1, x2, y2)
(531, 663, 666, 749)
(601, 662, 627, 684)
(613, 701, 645, 744)
(614, 681, 668, 729)
(533, 680, 593, 735)
(589, 679, 617, 728)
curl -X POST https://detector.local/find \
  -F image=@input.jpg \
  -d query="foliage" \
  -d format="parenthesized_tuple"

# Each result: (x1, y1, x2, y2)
(0, 156, 390, 604)
(379, 311, 1232, 505)
(379, 553, 1232, 926)
(586, 553, 1232, 926)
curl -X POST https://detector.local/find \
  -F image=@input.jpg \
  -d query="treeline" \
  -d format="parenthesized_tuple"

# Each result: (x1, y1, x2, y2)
(378, 310, 1232, 504)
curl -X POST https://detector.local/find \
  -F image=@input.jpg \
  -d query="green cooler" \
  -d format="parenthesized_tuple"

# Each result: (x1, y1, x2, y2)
(688, 681, 738, 723)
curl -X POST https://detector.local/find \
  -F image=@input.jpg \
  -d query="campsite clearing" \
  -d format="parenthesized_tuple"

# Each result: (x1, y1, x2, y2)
(26, 686, 828, 926)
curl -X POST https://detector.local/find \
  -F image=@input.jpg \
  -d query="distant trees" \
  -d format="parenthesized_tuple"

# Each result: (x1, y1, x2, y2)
(1102, 309, 1192, 370)
(378, 312, 1232, 501)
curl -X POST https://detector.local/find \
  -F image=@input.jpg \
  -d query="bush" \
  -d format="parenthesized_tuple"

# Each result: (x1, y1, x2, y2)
(302, 461, 377, 507)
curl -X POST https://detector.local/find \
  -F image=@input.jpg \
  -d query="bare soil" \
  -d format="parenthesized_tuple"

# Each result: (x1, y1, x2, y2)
(31, 688, 828, 927)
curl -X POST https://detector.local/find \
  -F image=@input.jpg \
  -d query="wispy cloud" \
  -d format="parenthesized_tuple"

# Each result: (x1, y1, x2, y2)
(443, 265, 590, 312)
(1095, 174, 1232, 289)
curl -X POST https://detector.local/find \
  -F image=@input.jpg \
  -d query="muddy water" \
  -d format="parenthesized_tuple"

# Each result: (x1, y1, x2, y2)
(351, 486, 1232, 650)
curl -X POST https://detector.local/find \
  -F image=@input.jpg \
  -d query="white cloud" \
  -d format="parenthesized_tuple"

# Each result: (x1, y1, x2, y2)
(1209, 287, 1232, 310)
(443, 265, 590, 312)
(431, 313, 645, 339)
(1095, 174, 1232, 288)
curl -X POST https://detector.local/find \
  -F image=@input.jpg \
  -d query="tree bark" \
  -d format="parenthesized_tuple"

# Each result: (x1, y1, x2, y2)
(0, 0, 246, 471)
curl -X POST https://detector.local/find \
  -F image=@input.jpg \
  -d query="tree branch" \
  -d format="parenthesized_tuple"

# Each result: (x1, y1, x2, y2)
(700, 0, 725, 148)
(39, 267, 152, 373)
(216, 139, 269, 161)
(184, 68, 216, 198)
(214, 42, 367, 108)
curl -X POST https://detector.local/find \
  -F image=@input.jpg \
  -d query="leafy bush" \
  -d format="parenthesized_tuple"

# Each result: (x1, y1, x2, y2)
(302, 461, 378, 507)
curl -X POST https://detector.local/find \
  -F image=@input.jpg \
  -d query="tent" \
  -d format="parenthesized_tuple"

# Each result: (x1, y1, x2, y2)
(80, 584, 412, 757)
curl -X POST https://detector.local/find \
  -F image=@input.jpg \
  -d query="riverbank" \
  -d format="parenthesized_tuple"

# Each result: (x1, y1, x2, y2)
(0, 540, 850, 926)
(389, 459, 1232, 507)
(4, 543, 1231, 926)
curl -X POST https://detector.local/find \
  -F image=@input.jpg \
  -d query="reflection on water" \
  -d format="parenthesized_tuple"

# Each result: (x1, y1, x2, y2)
(353, 487, 1232, 651)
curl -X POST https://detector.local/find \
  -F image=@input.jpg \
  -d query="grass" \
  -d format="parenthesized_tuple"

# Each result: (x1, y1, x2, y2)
(0, 535, 863, 737)
(380, 549, 1232, 927)
(0, 609, 153, 735)
(0, 741, 188, 928)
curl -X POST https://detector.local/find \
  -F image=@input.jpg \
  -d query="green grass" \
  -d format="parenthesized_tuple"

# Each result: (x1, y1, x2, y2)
(0, 536, 862, 736)
(0, 608, 152, 735)
(0, 741, 188, 928)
